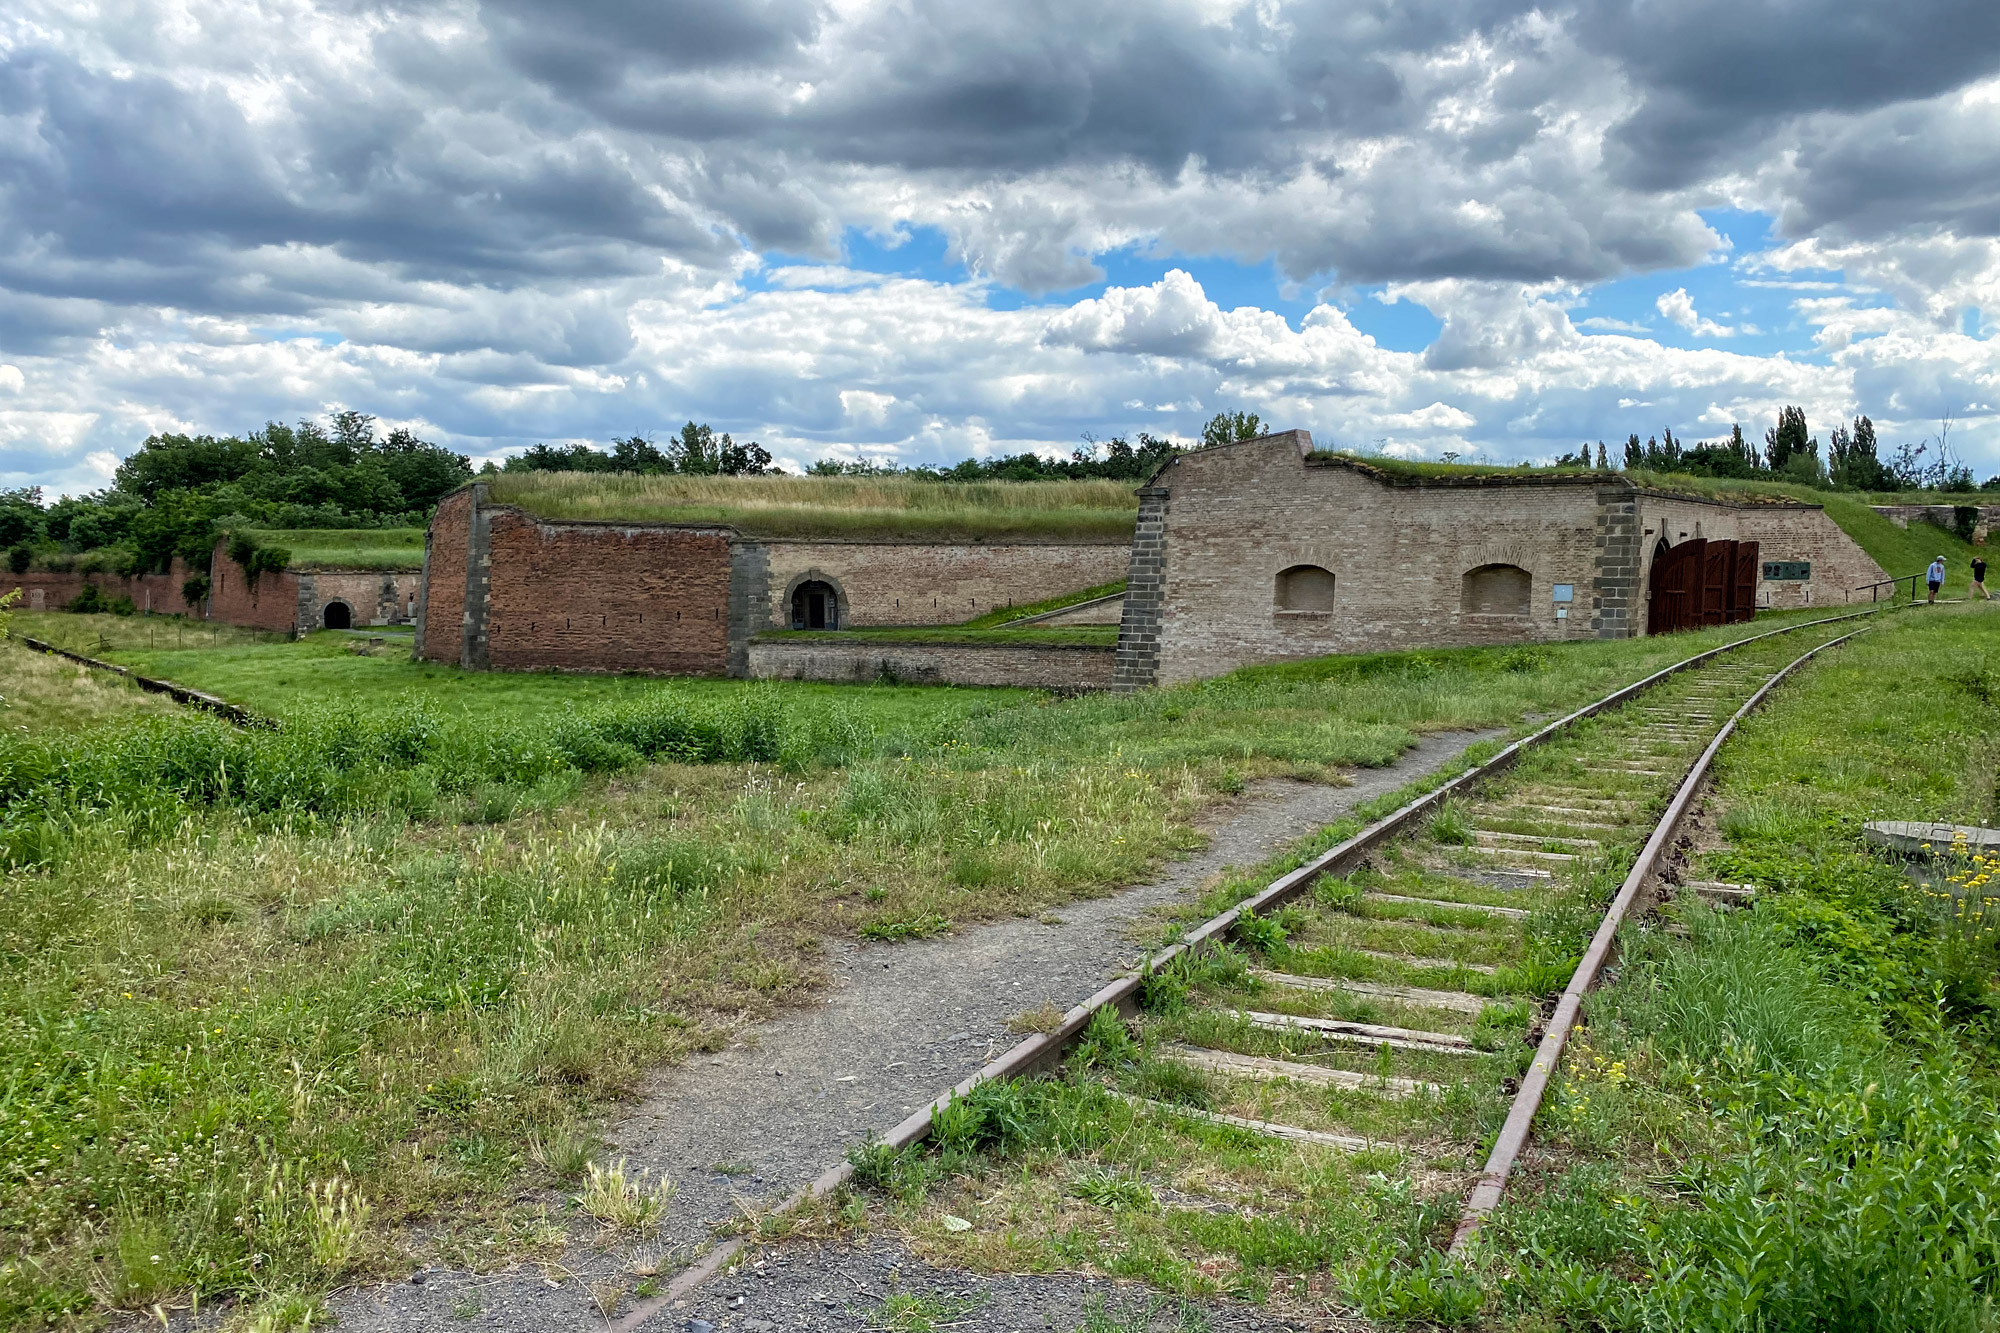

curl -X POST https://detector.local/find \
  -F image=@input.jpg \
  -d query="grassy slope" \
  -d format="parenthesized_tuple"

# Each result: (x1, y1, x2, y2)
(759, 625, 1118, 646)
(243, 528, 426, 570)
(11, 610, 287, 657)
(0, 603, 1898, 1326)
(0, 638, 179, 731)
(1493, 603, 2000, 1330)
(483, 472, 1138, 541)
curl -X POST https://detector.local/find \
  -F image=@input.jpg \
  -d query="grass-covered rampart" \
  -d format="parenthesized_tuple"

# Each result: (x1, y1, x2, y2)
(239, 528, 426, 570)
(483, 472, 1139, 541)
(0, 606, 1895, 1327)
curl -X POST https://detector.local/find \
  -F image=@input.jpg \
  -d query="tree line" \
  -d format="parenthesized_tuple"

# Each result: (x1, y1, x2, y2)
(0, 412, 472, 578)
(1549, 407, 1993, 492)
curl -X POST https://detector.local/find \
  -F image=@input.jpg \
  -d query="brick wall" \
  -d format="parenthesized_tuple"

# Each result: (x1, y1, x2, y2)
(7, 560, 195, 616)
(747, 638, 1114, 689)
(1135, 434, 1616, 687)
(207, 547, 302, 632)
(296, 570, 422, 630)
(1117, 434, 1898, 688)
(474, 506, 734, 675)
(1873, 503, 1999, 543)
(756, 540, 1130, 628)
(418, 487, 473, 663)
(1636, 497, 1890, 610)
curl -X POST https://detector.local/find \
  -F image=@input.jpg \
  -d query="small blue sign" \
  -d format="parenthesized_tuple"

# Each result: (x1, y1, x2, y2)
(1551, 584, 1574, 603)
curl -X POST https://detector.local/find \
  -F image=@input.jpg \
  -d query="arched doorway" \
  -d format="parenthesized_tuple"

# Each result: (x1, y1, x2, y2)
(790, 580, 839, 630)
(1461, 564, 1532, 616)
(322, 600, 352, 630)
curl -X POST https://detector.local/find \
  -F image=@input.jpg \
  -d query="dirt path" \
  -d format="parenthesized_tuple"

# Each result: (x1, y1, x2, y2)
(332, 730, 1496, 1333)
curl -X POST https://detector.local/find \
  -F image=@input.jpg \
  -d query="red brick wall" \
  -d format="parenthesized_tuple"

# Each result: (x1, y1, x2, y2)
(420, 488, 473, 662)
(207, 541, 302, 632)
(7, 561, 193, 615)
(483, 510, 734, 675)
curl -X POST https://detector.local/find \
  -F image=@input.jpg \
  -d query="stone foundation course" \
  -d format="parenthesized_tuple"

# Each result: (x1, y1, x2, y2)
(746, 637, 1115, 689)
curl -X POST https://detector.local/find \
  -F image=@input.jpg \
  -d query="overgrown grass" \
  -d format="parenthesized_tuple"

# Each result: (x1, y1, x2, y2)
(0, 639, 179, 732)
(239, 528, 426, 570)
(484, 472, 1139, 541)
(0, 602, 1902, 1326)
(97, 630, 1024, 724)
(11, 611, 288, 657)
(1491, 604, 2000, 1331)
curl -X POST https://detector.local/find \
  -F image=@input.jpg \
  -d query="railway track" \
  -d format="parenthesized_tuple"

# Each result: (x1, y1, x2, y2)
(612, 609, 1882, 1327)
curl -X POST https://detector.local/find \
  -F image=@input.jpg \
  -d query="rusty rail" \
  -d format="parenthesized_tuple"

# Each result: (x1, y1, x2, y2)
(1447, 622, 1869, 1249)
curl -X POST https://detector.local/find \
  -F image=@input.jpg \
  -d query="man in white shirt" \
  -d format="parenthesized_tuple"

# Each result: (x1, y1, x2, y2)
(1927, 556, 1946, 603)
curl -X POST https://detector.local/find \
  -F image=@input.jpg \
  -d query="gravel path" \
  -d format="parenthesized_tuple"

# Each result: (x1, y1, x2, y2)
(329, 730, 1494, 1333)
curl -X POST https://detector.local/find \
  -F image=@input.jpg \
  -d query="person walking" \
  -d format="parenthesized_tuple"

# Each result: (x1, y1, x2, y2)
(1927, 555, 1946, 603)
(1974, 555, 1990, 600)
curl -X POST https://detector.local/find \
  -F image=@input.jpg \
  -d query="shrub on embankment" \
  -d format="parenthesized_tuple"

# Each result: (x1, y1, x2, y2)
(0, 690, 868, 864)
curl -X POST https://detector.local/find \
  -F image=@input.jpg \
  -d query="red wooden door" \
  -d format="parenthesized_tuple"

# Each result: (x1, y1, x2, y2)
(1701, 542, 1730, 625)
(1729, 540, 1759, 622)
(1648, 539, 1706, 634)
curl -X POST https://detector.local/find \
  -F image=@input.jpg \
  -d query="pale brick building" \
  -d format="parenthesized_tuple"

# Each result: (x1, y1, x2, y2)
(1112, 431, 1889, 689)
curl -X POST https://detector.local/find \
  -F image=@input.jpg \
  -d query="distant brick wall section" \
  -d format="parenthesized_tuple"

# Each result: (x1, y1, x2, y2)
(478, 508, 733, 675)
(419, 488, 473, 663)
(8, 560, 194, 616)
(1116, 434, 1894, 688)
(208, 552, 302, 632)
(747, 638, 1114, 689)
(758, 540, 1130, 628)
(1873, 504, 1999, 543)
(1638, 497, 1889, 609)
(295, 571, 422, 630)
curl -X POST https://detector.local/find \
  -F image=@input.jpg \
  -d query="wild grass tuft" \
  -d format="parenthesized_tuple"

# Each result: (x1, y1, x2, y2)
(573, 1159, 676, 1232)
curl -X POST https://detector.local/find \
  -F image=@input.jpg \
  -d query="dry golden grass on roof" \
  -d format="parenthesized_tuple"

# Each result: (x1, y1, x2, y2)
(483, 472, 1140, 540)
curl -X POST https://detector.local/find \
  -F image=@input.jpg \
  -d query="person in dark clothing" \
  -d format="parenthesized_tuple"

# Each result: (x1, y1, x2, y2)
(1974, 555, 1990, 601)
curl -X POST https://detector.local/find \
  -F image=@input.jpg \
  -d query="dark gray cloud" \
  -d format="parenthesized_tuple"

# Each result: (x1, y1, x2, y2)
(1579, 0, 2000, 192)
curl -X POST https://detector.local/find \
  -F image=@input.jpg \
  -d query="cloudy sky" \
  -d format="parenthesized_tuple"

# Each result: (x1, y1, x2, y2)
(4, 0, 1999, 493)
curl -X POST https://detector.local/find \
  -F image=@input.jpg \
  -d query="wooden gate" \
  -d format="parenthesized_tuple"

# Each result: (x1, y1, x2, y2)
(1648, 538, 1759, 634)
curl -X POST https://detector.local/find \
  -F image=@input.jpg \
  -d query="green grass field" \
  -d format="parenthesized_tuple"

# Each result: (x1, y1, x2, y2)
(0, 600, 1927, 1328)
(241, 528, 426, 570)
(0, 638, 181, 731)
(484, 472, 1139, 540)
(95, 629, 1025, 725)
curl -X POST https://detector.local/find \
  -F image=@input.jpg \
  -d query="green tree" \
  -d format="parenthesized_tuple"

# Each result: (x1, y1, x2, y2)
(1763, 406, 1814, 472)
(0, 486, 44, 547)
(1828, 415, 1892, 491)
(1200, 411, 1264, 448)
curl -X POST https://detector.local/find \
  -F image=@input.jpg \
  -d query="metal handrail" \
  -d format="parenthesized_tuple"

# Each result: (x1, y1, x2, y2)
(1854, 572, 1922, 604)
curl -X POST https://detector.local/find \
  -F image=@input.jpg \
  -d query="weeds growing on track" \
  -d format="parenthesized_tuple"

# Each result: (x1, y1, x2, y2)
(1489, 604, 2000, 1332)
(0, 604, 1897, 1326)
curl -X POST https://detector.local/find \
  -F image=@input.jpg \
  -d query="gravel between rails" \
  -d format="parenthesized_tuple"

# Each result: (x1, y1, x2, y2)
(324, 730, 1498, 1333)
